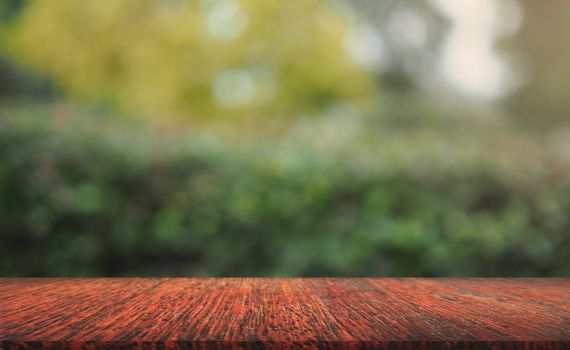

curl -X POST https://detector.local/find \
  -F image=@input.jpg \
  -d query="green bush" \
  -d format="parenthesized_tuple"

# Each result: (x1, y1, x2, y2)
(1, 113, 569, 277)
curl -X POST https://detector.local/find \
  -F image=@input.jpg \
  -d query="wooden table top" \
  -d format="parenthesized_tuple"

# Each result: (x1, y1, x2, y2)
(0, 278, 568, 350)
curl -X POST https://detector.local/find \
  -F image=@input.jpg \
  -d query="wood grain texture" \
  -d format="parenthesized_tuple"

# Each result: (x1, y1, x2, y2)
(0, 278, 568, 350)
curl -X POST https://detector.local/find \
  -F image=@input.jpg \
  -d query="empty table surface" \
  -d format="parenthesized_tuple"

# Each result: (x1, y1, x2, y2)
(0, 278, 569, 349)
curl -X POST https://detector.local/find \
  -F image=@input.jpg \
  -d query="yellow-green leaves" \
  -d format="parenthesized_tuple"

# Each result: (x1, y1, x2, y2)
(4, 0, 373, 121)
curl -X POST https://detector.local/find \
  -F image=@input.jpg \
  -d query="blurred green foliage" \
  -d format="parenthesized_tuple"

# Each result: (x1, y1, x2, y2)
(2, 0, 372, 120)
(0, 0, 26, 23)
(1, 0, 570, 278)
(1, 111, 568, 277)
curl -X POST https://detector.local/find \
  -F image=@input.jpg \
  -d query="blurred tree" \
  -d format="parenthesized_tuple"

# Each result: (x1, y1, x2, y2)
(344, 0, 447, 92)
(2, 0, 373, 120)
(505, 0, 570, 127)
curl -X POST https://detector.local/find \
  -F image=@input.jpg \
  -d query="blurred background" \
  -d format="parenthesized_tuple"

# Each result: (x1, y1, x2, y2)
(0, 0, 569, 277)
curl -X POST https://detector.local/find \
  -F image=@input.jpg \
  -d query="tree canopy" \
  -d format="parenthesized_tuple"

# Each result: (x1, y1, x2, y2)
(3, 0, 373, 120)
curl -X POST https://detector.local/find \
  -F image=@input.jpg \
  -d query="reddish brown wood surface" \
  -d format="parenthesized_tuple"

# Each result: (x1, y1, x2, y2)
(0, 278, 568, 350)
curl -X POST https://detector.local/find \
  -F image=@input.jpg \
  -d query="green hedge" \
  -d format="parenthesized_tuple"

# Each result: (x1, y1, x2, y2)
(1, 114, 569, 277)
